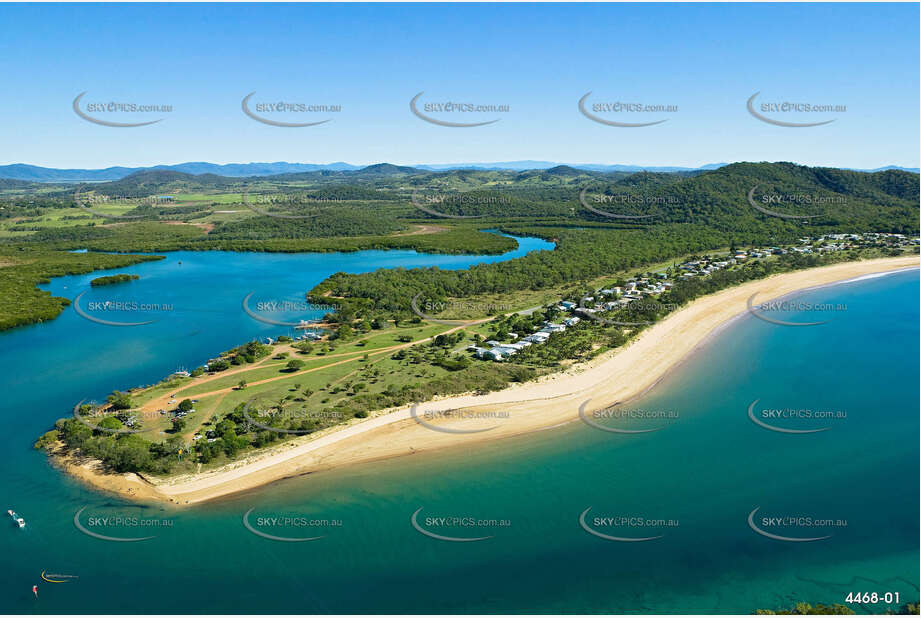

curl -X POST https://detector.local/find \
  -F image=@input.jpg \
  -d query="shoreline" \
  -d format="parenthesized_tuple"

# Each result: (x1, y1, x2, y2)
(57, 255, 920, 505)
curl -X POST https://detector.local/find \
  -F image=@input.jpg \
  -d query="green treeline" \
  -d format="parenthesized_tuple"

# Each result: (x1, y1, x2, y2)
(90, 273, 139, 286)
(0, 250, 163, 331)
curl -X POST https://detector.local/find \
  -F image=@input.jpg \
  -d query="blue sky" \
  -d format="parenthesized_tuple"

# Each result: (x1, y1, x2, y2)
(0, 3, 917, 169)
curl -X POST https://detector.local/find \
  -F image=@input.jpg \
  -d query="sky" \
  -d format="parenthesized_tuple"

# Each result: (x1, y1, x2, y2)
(0, 3, 917, 169)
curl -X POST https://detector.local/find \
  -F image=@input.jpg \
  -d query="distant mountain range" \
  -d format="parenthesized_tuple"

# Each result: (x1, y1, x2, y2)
(413, 161, 730, 172)
(0, 162, 358, 182)
(0, 161, 916, 183)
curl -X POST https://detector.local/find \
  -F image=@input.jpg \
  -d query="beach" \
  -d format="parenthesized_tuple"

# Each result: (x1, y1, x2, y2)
(62, 255, 920, 505)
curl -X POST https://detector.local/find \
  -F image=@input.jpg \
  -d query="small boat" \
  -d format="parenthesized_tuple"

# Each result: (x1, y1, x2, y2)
(8, 509, 25, 528)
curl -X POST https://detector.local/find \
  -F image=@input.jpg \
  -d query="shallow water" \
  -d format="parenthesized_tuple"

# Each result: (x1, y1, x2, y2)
(1, 252, 916, 614)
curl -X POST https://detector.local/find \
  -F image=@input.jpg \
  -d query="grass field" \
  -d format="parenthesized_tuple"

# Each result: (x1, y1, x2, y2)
(107, 319, 469, 442)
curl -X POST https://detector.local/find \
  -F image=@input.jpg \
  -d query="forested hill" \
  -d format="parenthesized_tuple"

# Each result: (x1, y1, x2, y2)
(403, 162, 919, 233)
(597, 162, 919, 234)
(88, 170, 239, 196)
(307, 162, 918, 314)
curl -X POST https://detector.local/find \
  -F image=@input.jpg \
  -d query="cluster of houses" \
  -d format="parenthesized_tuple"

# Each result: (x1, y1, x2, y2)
(469, 232, 917, 362)
(648, 233, 918, 282)
(805, 232, 918, 252)
(574, 276, 672, 317)
(772, 233, 918, 257)
(673, 254, 750, 279)
(468, 316, 582, 361)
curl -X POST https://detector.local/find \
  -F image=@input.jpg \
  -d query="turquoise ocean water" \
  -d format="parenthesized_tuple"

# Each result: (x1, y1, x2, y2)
(0, 243, 916, 614)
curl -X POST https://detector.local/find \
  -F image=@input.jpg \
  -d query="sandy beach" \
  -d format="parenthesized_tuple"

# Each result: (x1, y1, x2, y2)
(63, 256, 919, 505)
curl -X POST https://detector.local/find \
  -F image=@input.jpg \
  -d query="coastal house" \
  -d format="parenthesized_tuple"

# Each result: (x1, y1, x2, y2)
(471, 347, 491, 359)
